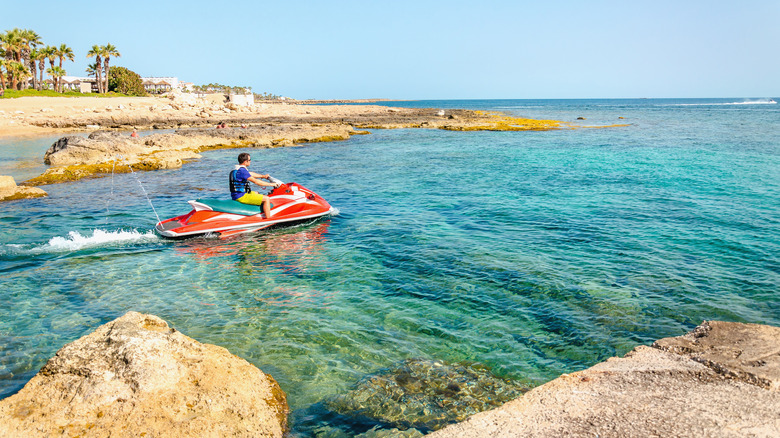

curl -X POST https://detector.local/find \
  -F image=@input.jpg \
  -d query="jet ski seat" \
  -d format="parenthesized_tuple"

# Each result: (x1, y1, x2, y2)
(193, 199, 273, 216)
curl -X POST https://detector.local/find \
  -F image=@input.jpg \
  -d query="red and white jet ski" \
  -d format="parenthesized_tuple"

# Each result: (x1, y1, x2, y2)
(155, 177, 334, 238)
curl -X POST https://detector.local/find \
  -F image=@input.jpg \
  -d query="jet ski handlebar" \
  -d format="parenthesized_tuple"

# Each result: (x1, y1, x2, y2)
(267, 176, 284, 185)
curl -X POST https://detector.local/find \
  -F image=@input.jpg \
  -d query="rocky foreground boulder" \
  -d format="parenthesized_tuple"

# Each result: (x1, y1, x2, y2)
(0, 312, 288, 437)
(427, 321, 780, 438)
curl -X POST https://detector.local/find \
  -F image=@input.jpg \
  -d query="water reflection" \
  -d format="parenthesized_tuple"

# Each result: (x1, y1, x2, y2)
(178, 221, 329, 267)
(176, 221, 335, 309)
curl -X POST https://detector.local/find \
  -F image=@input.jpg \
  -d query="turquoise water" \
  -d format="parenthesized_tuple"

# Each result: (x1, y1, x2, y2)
(1, 99, 778, 435)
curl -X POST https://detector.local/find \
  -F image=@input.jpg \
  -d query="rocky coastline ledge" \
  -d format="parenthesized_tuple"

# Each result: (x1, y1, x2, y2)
(0, 94, 628, 194)
(1, 315, 777, 437)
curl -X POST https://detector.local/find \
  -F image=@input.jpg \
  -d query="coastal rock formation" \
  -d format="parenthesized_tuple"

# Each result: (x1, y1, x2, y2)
(0, 175, 46, 201)
(2, 96, 628, 189)
(326, 358, 527, 432)
(427, 321, 780, 438)
(25, 124, 355, 186)
(0, 311, 289, 438)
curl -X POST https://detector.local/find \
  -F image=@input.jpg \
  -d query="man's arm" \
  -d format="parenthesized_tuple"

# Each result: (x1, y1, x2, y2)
(247, 176, 279, 188)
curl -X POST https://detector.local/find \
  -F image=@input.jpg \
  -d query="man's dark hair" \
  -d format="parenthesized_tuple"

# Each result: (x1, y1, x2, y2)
(238, 153, 250, 164)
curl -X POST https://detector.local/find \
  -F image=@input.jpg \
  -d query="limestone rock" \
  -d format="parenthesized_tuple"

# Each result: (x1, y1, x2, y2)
(427, 321, 780, 438)
(44, 135, 138, 166)
(652, 320, 780, 391)
(0, 175, 46, 202)
(0, 311, 288, 437)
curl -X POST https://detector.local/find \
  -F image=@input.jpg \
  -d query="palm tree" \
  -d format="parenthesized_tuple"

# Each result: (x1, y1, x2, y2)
(54, 44, 74, 91)
(19, 29, 41, 89)
(0, 59, 9, 91)
(1, 29, 24, 89)
(44, 46, 57, 90)
(29, 49, 40, 90)
(87, 45, 103, 93)
(8, 61, 29, 90)
(1, 29, 23, 62)
(85, 62, 97, 77)
(102, 43, 120, 94)
(46, 66, 66, 93)
(37, 46, 52, 90)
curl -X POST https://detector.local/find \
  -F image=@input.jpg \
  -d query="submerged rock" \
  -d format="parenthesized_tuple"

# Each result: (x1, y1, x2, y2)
(326, 358, 527, 432)
(0, 311, 289, 437)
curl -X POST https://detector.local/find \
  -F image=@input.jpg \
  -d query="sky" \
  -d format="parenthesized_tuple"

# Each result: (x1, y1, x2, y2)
(5, 0, 780, 100)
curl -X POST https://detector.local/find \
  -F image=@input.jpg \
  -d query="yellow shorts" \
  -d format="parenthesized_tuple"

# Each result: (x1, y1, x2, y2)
(236, 192, 264, 205)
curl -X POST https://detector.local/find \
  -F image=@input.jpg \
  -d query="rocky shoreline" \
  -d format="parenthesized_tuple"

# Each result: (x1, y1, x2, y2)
(430, 320, 780, 438)
(1, 314, 776, 437)
(0, 93, 628, 200)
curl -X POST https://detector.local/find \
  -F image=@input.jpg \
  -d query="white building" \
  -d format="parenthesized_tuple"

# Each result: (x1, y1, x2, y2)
(142, 77, 180, 93)
(47, 76, 96, 93)
(38, 75, 189, 94)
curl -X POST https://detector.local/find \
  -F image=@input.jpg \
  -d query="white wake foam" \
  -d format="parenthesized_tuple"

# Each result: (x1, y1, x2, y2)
(21, 229, 159, 254)
(669, 98, 777, 106)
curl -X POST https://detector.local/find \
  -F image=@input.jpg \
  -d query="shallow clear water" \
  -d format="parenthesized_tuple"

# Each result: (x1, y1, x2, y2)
(1, 98, 778, 435)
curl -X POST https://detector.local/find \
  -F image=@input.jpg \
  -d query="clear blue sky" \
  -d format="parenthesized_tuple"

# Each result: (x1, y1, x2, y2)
(7, 0, 780, 99)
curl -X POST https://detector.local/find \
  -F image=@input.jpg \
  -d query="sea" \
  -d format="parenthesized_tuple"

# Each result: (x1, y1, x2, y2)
(0, 98, 778, 436)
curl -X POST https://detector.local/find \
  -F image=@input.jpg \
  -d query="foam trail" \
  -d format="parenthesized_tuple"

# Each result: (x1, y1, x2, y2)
(25, 229, 159, 254)
(668, 98, 777, 106)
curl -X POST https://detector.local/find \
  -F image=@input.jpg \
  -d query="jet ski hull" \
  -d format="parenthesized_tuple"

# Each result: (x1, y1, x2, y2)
(155, 182, 333, 238)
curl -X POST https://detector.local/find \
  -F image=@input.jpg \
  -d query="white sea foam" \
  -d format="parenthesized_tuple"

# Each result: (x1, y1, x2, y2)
(668, 98, 777, 106)
(7, 229, 160, 255)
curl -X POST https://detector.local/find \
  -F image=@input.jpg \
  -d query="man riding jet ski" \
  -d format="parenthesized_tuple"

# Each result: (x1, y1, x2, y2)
(229, 152, 280, 218)
(155, 153, 334, 238)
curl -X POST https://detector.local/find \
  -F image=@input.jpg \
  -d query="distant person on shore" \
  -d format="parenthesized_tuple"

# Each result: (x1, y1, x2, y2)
(216, 122, 227, 129)
(130, 129, 139, 138)
(229, 152, 280, 218)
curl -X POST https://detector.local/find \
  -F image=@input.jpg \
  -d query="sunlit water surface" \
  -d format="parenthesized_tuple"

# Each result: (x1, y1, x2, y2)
(0, 98, 778, 436)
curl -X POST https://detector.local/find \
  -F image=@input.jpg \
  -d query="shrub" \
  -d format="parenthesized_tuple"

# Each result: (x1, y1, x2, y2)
(108, 66, 147, 96)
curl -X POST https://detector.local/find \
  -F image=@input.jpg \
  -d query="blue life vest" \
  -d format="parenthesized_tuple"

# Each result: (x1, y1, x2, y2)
(229, 169, 251, 196)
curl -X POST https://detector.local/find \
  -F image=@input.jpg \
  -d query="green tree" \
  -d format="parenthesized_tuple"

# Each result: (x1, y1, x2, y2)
(102, 43, 120, 95)
(108, 66, 146, 96)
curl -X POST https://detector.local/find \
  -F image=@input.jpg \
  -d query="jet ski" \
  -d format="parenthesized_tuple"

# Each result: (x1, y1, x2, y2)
(155, 177, 334, 238)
